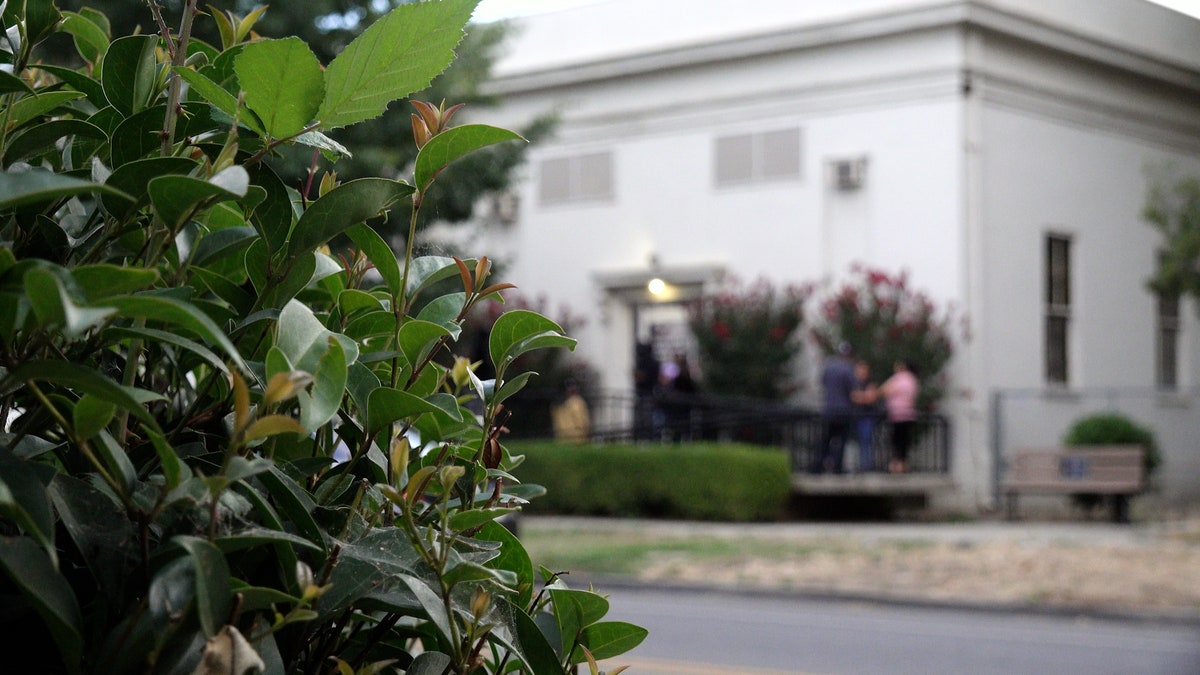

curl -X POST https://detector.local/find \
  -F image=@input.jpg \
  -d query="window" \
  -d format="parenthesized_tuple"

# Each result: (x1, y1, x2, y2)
(1044, 235, 1071, 385)
(714, 128, 801, 186)
(1157, 292, 1180, 390)
(537, 152, 613, 205)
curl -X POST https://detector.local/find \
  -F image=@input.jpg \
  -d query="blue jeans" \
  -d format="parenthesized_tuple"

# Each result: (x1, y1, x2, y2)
(855, 417, 875, 472)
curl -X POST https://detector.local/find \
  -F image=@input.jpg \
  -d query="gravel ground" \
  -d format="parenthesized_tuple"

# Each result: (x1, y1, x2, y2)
(531, 516, 1200, 618)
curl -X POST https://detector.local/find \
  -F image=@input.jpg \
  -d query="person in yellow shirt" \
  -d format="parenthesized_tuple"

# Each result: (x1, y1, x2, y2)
(552, 378, 591, 443)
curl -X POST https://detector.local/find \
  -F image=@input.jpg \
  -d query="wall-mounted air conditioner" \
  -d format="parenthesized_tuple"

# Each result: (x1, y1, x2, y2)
(829, 157, 868, 191)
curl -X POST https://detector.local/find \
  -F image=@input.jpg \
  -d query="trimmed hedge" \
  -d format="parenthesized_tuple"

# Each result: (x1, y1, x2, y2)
(508, 441, 792, 522)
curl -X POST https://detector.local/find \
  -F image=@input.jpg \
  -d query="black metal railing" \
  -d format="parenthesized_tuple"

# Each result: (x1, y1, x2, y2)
(503, 389, 950, 475)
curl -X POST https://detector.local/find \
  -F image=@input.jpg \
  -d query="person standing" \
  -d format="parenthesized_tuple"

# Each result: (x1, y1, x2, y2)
(812, 342, 856, 474)
(850, 359, 879, 472)
(881, 360, 919, 473)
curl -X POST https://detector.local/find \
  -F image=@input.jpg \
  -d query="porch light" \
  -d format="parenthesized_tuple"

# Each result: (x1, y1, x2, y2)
(647, 278, 667, 296)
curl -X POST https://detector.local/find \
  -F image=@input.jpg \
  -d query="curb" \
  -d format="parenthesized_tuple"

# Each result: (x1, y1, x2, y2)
(571, 573, 1200, 628)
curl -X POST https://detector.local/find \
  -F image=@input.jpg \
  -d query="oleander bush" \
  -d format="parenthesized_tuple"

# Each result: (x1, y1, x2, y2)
(510, 441, 792, 522)
(0, 1, 643, 673)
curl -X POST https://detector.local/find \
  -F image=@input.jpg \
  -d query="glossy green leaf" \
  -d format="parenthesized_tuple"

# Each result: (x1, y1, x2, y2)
(173, 536, 232, 637)
(287, 178, 413, 257)
(101, 156, 198, 218)
(476, 520, 535, 608)
(258, 468, 325, 553)
(441, 560, 516, 589)
(491, 370, 536, 408)
(3, 91, 84, 131)
(398, 319, 450, 370)
(105, 326, 230, 376)
(262, 250, 317, 309)
(0, 71, 32, 95)
(293, 129, 351, 159)
(0, 170, 131, 209)
(447, 507, 517, 532)
(108, 105, 170, 167)
(20, 0, 64, 47)
(498, 598, 567, 675)
(71, 264, 158, 302)
(0, 537, 83, 670)
(345, 223, 401, 296)
(316, 0, 475, 129)
(415, 292, 465, 336)
(489, 310, 576, 370)
(337, 289, 384, 317)
(173, 67, 254, 133)
(365, 387, 442, 435)
(415, 124, 524, 193)
(299, 336, 347, 433)
(235, 37, 324, 139)
(576, 621, 649, 662)
(35, 64, 107, 107)
(404, 255, 467, 301)
(101, 35, 159, 116)
(106, 294, 246, 371)
(191, 226, 258, 266)
(0, 455, 56, 566)
(4, 119, 106, 166)
(7, 361, 163, 428)
(398, 575, 455, 647)
(550, 587, 609, 633)
(73, 394, 116, 440)
(275, 300, 359, 374)
(145, 428, 188, 490)
(60, 11, 110, 63)
(23, 267, 116, 338)
(245, 163, 295, 255)
(148, 167, 248, 230)
(214, 529, 322, 554)
(407, 653, 452, 675)
(92, 431, 137, 494)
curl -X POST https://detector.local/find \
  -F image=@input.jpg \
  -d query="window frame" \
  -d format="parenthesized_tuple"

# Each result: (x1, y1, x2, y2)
(1044, 234, 1071, 386)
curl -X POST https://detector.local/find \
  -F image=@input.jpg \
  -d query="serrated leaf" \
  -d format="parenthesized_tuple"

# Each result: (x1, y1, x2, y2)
(415, 124, 524, 193)
(316, 0, 476, 130)
(235, 37, 324, 139)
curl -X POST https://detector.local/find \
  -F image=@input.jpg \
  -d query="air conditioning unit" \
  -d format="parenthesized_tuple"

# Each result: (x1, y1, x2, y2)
(830, 157, 867, 191)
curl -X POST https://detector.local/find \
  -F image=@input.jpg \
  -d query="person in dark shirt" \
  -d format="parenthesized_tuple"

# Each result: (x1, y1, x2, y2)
(812, 342, 856, 474)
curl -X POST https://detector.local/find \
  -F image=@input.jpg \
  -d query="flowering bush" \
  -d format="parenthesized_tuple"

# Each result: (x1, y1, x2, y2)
(688, 278, 811, 400)
(811, 264, 960, 410)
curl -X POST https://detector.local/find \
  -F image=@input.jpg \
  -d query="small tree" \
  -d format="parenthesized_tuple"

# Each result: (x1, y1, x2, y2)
(1144, 173, 1200, 308)
(810, 264, 960, 410)
(0, 2, 642, 673)
(687, 278, 810, 400)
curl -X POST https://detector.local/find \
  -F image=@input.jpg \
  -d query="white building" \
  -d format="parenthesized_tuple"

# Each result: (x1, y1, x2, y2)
(456, 0, 1200, 509)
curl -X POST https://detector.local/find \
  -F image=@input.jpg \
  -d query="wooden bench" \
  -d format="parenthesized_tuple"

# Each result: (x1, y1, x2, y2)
(1002, 446, 1144, 523)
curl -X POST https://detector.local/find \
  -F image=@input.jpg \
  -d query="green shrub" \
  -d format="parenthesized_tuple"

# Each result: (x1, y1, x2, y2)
(1063, 412, 1160, 512)
(1064, 412, 1161, 476)
(511, 441, 792, 522)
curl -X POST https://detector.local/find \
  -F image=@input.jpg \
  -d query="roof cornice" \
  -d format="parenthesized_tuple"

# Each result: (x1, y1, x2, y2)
(485, 2, 1200, 96)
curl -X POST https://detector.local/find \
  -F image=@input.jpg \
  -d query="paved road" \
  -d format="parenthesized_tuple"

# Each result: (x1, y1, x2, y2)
(599, 586, 1200, 674)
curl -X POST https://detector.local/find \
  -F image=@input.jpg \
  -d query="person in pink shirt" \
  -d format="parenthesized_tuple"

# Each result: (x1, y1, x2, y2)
(880, 360, 919, 473)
